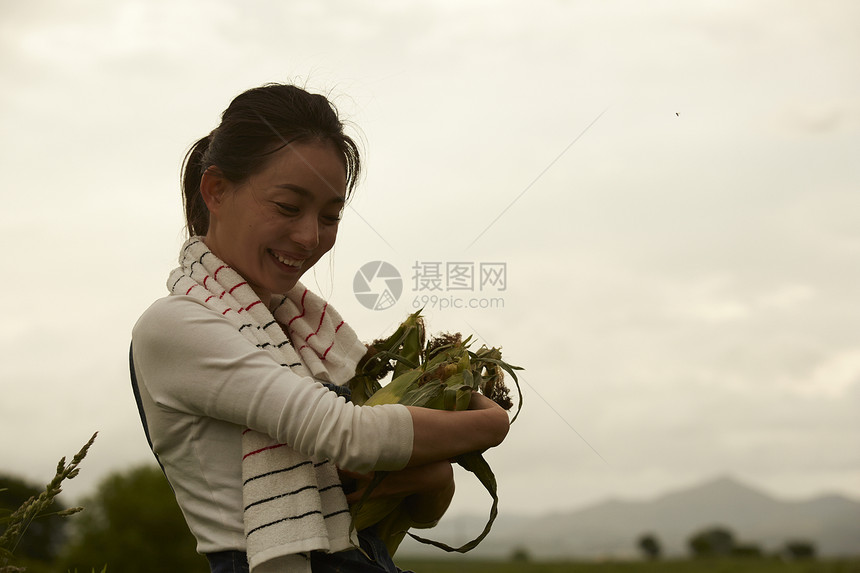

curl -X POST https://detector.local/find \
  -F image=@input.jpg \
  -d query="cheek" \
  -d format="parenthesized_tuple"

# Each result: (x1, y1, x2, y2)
(320, 225, 339, 250)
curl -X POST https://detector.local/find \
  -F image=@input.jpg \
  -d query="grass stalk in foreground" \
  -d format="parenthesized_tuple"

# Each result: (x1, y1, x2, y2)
(0, 432, 98, 572)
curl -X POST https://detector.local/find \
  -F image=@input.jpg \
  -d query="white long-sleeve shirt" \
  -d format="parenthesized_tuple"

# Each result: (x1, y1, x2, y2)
(130, 295, 413, 554)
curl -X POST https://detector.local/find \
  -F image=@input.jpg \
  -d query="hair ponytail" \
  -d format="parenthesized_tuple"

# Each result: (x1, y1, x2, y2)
(181, 134, 212, 237)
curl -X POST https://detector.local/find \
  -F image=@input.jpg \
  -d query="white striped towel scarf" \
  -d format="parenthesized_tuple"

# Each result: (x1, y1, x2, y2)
(168, 237, 368, 572)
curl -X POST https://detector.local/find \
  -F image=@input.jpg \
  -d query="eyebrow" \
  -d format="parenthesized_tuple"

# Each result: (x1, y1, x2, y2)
(275, 184, 346, 205)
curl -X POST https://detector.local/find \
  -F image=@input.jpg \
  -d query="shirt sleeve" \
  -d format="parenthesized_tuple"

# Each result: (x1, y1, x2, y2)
(131, 295, 413, 473)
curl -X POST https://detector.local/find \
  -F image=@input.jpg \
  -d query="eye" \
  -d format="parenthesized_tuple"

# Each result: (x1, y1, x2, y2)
(321, 212, 342, 225)
(275, 203, 299, 215)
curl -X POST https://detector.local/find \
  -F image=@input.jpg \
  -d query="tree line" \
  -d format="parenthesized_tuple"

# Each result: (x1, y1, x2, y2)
(637, 528, 817, 561)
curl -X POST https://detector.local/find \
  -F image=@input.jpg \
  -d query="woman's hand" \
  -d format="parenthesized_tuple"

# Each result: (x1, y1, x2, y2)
(337, 467, 375, 504)
(339, 461, 455, 525)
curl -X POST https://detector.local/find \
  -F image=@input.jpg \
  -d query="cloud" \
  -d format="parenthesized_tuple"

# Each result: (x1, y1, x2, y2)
(756, 284, 815, 310)
(772, 100, 854, 135)
(796, 349, 860, 399)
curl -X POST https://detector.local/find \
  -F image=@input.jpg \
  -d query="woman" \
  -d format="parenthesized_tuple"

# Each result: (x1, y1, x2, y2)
(130, 83, 509, 573)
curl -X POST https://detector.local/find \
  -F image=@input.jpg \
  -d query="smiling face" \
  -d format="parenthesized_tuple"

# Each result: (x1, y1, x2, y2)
(200, 140, 348, 306)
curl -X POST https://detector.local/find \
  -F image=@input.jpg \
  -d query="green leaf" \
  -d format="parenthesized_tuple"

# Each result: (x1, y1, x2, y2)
(406, 452, 499, 553)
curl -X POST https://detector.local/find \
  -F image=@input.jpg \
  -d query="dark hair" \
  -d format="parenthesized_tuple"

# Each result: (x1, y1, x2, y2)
(181, 83, 361, 236)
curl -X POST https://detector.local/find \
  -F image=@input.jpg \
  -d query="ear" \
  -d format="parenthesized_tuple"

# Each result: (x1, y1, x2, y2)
(199, 166, 229, 216)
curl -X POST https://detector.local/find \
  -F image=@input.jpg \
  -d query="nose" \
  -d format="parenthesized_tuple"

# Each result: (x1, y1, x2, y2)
(290, 213, 319, 250)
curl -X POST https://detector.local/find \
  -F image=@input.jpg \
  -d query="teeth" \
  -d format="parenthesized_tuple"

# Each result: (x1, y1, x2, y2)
(272, 251, 304, 267)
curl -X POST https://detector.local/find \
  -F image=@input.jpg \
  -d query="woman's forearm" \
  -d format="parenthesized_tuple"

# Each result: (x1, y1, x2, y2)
(405, 393, 509, 467)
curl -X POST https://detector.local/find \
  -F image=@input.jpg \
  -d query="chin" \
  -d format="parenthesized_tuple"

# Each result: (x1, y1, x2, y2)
(276, 278, 302, 294)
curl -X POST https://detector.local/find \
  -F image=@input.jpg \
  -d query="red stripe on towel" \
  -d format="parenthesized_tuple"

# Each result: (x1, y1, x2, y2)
(320, 320, 344, 360)
(321, 320, 344, 359)
(321, 342, 334, 360)
(229, 281, 248, 294)
(185, 284, 198, 295)
(303, 302, 329, 343)
(287, 289, 309, 326)
(243, 443, 288, 459)
(315, 303, 329, 333)
(237, 300, 262, 314)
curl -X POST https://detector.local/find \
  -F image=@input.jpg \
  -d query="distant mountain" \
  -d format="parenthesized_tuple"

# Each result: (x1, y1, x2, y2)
(397, 476, 860, 559)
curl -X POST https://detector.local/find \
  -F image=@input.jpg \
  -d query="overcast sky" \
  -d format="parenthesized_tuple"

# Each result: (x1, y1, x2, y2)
(1, 0, 858, 522)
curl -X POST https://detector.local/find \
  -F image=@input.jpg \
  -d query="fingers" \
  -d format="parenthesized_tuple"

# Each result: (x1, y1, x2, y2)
(338, 468, 374, 501)
(346, 489, 361, 504)
(338, 468, 374, 481)
(467, 391, 501, 411)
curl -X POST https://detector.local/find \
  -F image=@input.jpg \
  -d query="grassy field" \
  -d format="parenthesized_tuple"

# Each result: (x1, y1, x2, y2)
(395, 558, 860, 573)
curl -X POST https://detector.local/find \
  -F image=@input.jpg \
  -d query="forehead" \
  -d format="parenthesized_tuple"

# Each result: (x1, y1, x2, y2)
(256, 141, 348, 199)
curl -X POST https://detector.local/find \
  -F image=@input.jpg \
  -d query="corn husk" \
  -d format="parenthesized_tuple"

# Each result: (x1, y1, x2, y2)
(346, 311, 522, 555)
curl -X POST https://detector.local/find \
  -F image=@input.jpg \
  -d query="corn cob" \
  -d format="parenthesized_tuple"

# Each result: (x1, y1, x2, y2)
(346, 311, 522, 555)
(349, 311, 424, 406)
